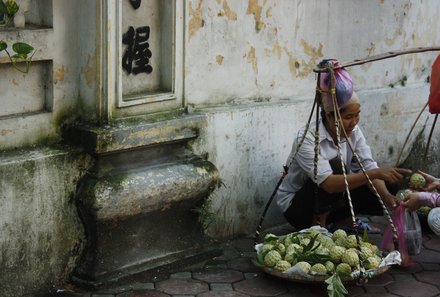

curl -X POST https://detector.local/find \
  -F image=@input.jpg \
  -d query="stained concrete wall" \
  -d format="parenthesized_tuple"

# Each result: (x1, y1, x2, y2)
(0, 147, 93, 296)
(184, 0, 440, 238)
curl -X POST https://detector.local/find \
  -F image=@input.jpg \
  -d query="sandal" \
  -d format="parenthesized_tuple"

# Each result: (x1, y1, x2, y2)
(329, 218, 381, 234)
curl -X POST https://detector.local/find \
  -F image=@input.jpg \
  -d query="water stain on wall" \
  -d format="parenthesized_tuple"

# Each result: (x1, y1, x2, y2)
(217, 0, 237, 20)
(216, 55, 224, 65)
(246, 0, 265, 33)
(54, 65, 65, 83)
(284, 39, 323, 79)
(247, 46, 258, 74)
(189, 0, 205, 40)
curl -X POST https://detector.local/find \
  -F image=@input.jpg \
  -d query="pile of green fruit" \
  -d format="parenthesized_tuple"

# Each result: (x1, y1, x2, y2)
(254, 227, 385, 296)
(256, 227, 382, 277)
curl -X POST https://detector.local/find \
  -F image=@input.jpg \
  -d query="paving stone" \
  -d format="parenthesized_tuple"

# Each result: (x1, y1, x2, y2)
(233, 275, 287, 296)
(209, 283, 233, 291)
(155, 279, 208, 296)
(420, 263, 440, 271)
(170, 272, 192, 279)
(362, 285, 388, 294)
(386, 279, 440, 297)
(414, 271, 440, 286)
(423, 235, 440, 252)
(389, 262, 422, 274)
(411, 249, 440, 264)
(227, 257, 261, 273)
(243, 272, 262, 279)
(345, 284, 365, 296)
(196, 291, 249, 297)
(354, 293, 397, 297)
(193, 269, 244, 283)
(116, 291, 169, 297)
(130, 283, 155, 290)
(229, 238, 255, 253)
(215, 245, 241, 261)
(363, 273, 393, 286)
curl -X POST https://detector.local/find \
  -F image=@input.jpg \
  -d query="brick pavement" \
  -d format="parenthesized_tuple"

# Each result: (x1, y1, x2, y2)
(37, 216, 440, 297)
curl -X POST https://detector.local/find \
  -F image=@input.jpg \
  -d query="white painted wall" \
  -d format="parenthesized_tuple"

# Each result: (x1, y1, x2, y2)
(185, 0, 440, 238)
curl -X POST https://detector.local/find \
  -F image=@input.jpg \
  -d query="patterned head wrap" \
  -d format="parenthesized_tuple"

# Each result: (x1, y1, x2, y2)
(318, 60, 354, 112)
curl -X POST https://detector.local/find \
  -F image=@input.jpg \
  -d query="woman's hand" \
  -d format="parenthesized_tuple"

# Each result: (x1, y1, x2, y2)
(382, 193, 401, 209)
(402, 192, 422, 211)
(417, 170, 440, 192)
(369, 168, 411, 184)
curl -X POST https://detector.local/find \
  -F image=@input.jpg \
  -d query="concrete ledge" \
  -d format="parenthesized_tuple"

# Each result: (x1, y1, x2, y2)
(66, 115, 206, 155)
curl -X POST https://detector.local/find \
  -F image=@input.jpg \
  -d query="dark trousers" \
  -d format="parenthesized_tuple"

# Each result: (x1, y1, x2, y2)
(283, 158, 394, 230)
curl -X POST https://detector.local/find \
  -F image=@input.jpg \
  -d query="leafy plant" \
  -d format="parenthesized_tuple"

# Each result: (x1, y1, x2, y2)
(0, 0, 19, 27)
(0, 40, 35, 73)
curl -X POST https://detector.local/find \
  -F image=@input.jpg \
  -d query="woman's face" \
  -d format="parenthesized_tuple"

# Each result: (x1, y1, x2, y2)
(325, 103, 361, 138)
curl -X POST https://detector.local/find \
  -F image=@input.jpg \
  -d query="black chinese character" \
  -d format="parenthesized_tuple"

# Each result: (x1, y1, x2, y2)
(129, 0, 141, 9)
(122, 26, 153, 75)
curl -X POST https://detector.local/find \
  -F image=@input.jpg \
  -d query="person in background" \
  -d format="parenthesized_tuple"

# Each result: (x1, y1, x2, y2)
(402, 170, 440, 237)
(276, 60, 411, 233)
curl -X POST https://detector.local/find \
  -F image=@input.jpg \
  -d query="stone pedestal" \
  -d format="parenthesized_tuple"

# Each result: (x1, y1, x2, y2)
(67, 116, 221, 287)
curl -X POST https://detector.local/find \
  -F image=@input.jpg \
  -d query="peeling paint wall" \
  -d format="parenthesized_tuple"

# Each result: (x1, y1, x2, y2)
(186, 0, 440, 238)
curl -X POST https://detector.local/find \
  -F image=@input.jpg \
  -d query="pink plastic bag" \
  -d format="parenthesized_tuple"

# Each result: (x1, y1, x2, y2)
(381, 205, 421, 267)
(319, 60, 353, 107)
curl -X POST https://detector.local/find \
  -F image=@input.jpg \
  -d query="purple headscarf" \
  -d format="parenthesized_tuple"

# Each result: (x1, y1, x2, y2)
(318, 60, 354, 112)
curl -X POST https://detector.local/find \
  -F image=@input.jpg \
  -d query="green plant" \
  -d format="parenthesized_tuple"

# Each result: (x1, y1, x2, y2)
(0, 0, 19, 27)
(0, 40, 35, 73)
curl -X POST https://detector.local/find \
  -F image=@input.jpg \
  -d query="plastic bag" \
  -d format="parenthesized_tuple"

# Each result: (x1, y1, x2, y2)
(429, 54, 440, 114)
(381, 205, 422, 267)
(319, 59, 353, 109)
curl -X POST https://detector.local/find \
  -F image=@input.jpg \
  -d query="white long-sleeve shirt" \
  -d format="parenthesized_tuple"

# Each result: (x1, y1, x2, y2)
(276, 119, 378, 213)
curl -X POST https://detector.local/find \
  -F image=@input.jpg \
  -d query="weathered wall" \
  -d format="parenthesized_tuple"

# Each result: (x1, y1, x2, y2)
(185, 0, 440, 238)
(0, 147, 92, 296)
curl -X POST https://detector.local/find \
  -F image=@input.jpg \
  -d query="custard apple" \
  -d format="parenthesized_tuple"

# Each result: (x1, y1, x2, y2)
(264, 250, 282, 267)
(274, 260, 292, 272)
(330, 245, 346, 263)
(324, 261, 335, 273)
(332, 229, 347, 241)
(341, 249, 359, 267)
(410, 173, 426, 189)
(364, 256, 381, 270)
(345, 235, 358, 249)
(310, 263, 327, 274)
(335, 262, 352, 276)
(260, 243, 274, 256)
(359, 246, 374, 261)
(317, 234, 335, 249)
(286, 243, 303, 255)
(296, 261, 311, 274)
(275, 243, 286, 257)
(284, 252, 298, 265)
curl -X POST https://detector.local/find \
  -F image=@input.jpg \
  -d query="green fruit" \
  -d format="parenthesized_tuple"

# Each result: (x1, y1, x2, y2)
(286, 243, 302, 255)
(296, 261, 311, 274)
(359, 246, 374, 261)
(364, 256, 381, 270)
(332, 229, 347, 241)
(324, 261, 335, 273)
(410, 173, 426, 189)
(275, 243, 286, 257)
(310, 263, 327, 274)
(264, 250, 282, 267)
(336, 262, 352, 276)
(274, 260, 292, 272)
(317, 234, 335, 249)
(284, 252, 297, 265)
(345, 235, 358, 249)
(330, 245, 346, 263)
(260, 244, 274, 256)
(342, 249, 359, 267)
